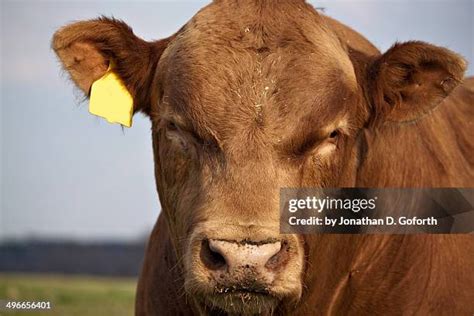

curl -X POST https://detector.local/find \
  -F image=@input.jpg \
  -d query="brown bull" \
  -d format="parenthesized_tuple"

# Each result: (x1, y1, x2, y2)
(52, 1, 474, 315)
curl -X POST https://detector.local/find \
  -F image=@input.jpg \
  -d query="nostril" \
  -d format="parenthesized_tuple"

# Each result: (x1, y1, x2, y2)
(265, 240, 290, 270)
(200, 239, 227, 270)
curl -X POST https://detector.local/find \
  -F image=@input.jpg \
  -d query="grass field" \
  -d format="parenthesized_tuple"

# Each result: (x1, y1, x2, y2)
(0, 274, 136, 316)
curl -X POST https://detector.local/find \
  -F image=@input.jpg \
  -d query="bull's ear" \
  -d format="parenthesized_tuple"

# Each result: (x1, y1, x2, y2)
(52, 17, 170, 115)
(367, 41, 467, 126)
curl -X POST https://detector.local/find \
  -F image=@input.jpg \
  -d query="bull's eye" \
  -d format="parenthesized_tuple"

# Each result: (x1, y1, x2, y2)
(167, 121, 178, 131)
(292, 129, 341, 158)
(329, 130, 339, 139)
(312, 129, 341, 158)
(164, 121, 188, 150)
(163, 120, 218, 154)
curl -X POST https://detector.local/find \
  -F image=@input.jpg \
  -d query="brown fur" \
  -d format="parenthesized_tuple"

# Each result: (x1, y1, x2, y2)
(368, 41, 467, 125)
(52, 17, 172, 114)
(52, 1, 473, 315)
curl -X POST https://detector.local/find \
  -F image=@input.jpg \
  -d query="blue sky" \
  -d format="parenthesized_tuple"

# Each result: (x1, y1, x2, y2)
(1, 0, 472, 242)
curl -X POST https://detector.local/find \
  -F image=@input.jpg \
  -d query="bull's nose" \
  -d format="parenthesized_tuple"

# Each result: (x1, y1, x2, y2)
(201, 239, 289, 282)
(209, 239, 282, 269)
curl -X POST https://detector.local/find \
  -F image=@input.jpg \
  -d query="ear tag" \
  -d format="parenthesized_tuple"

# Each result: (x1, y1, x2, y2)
(89, 63, 133, 127)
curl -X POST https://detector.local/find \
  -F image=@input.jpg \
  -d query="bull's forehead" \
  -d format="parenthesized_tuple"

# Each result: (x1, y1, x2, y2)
(158, 1, 357, 149)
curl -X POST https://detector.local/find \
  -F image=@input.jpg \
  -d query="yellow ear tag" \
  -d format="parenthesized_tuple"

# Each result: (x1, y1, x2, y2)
(89, 64, 133, 127)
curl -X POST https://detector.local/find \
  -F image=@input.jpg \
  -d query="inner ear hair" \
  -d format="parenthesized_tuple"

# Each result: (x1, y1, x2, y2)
(367, 41, 467, 126)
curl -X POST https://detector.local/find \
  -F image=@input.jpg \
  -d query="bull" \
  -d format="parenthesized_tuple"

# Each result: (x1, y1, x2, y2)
(53, 1, 474, 315)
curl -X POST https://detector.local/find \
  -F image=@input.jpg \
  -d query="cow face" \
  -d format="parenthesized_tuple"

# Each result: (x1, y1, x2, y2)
(53, 2, 466, 315)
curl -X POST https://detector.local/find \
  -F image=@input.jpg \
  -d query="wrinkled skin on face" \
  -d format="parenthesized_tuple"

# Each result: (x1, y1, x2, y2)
(151, 3, 367, 313)
(53, 1, 473, 315)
